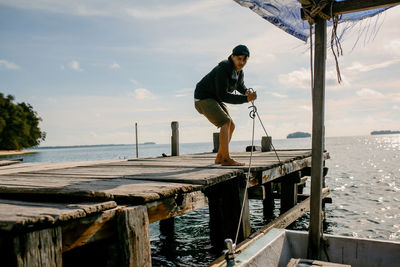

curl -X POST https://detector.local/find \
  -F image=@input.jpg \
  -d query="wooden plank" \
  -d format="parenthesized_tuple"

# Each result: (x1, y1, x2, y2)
(62, 207, 121, 252)
(0, 199, 116, 232)
(0, 177, 201, 204)
(0, 159, 126, 175)
(13, 227, 62, 267)
(259, 153, 329, 184)
(18, 166, 243, 186)
(309, 16, 327, 260)
(146, 190, 207, 223)
(0, 160, 22, 167)
(118, 206, 151, 267)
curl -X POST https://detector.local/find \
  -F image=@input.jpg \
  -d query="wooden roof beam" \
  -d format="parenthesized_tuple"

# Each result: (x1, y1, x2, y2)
(331, 0, 400, 16)
(301, 0, 400, 20)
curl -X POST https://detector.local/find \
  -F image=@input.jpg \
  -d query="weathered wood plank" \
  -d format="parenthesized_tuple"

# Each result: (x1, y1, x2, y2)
(146, 190, 207, 223)
(0, 199, 116, 232)
(0, 159, 126, 175)
(118, 206, 151, 267)
(62, 207, 121, 252)
(16, 166, 243, 186)
(0, 159, 22, 167)
(0, 178, 201, 204)
(259, 152, 329, 184)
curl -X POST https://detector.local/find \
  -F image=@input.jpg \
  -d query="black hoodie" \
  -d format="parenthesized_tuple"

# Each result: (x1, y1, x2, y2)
(194, 56, 248, 104)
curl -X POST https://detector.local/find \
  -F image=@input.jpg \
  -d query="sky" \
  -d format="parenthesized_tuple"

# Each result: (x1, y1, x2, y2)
(0, 0, 399, 146)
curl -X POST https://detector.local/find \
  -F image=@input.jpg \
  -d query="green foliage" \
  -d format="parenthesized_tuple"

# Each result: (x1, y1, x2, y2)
(0, 93, 46, 150)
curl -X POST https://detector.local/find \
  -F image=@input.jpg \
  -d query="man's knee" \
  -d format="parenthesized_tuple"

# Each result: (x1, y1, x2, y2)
(230, 121, 235, 130)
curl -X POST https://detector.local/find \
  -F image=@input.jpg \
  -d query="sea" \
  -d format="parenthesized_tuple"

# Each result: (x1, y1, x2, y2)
(1, 135, 399, 266)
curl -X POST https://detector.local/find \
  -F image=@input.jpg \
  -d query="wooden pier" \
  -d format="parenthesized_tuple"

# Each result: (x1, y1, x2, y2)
(0, 149, 329, 266)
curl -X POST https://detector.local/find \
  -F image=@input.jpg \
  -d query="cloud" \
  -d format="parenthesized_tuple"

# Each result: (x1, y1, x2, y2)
(109, 62, 120, 69)
(0, 0, 227, 20)
(300, 105, 311, 111)
(68, 60, 83, 71)
(125, 1, 226, 20)
(131, 88, 155, 99)
(346, 59, 400, 73)
(279, 68, 310, 89)
(175, 88, 193, 98)
(270, 92, 288, 98)
(0, 59, 20, 70)
(356, 88, 384, 98)
(384, 39, 400, 56)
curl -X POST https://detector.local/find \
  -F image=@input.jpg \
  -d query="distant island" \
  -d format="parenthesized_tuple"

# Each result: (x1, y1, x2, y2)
(142, 142, 156, 145)
(287, 132, 311, 139)
(370, 130, 400, 135)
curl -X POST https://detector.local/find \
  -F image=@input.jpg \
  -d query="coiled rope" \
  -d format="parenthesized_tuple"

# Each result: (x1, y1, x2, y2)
(233, 88, 282, 246)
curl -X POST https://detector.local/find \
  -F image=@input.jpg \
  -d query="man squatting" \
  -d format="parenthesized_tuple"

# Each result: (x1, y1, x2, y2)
(194, 45, 257, 166)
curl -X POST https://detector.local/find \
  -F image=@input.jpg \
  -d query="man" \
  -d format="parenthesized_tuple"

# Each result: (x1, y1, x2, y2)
(194, 45, 257, 166)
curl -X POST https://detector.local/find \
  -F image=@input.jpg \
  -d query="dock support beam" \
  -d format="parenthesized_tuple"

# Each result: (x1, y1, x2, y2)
(205, 175, 251, 251)
(118, 206, 151, 267)
(160, 122, 180, 242)
(12, 227, 63, 267)
(280, 172, 300, 214)
(308, 16, 327, 260)
(263, 182, 275, 219)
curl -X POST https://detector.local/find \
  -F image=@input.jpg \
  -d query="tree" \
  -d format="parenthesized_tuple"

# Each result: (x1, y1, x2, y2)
(0, 93, 46, 150)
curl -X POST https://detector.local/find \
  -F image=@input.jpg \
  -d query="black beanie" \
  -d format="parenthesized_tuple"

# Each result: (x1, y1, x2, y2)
(232, 45, 250, 57)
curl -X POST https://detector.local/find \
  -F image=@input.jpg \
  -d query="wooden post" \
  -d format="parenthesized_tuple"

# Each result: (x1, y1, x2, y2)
(261, 136, 272, 152)
(13, 227, 63, 267)
(212, 132, 220, 153)
(308, 16, 327, 260)
(205, 175, 250, 251)
(135, 122, 139, 158)
(161, 122, 179, 242)
(171, 121, 179, 156)
(118, 206, 151, 267)
(280, 172, 300, 214)
(263, 182, 275, 220)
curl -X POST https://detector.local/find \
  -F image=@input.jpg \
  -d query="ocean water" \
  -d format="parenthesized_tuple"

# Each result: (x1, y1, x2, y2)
(1, 135, 399, 266)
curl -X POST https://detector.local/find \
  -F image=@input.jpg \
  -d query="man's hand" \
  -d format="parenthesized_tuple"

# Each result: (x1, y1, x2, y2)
(247, 91, 257, 102)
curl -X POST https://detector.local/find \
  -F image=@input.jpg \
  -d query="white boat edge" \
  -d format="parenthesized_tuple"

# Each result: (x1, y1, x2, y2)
(222, 228, 400, 267)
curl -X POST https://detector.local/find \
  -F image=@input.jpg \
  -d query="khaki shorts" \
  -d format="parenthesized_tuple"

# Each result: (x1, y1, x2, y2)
(195, 98, 231, 128)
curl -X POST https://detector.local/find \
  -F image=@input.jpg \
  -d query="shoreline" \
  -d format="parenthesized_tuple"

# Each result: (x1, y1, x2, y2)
(0, 150, 36, 156)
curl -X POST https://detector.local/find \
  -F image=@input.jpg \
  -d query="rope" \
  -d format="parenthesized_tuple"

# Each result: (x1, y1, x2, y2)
(233, 89, 283, 246)
(301, 0, 344, 84)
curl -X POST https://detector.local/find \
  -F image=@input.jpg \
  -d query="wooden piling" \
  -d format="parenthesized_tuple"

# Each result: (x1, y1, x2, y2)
(261, 136, 272, 152)
(205, 175, 250, 251)
(117, 206, 151, 267)
(263, 182, 275, 219)
(13, 227, 63, 267)
(308, 16, 327, 260)
(212, 132, 220, 153)
(171, 121, 179, 156)
(280, 172, 301, 214)
(160, 121, 180, 243)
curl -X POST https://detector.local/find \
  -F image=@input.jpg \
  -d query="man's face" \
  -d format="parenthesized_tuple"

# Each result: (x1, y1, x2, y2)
(231, 55, 248, 71)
